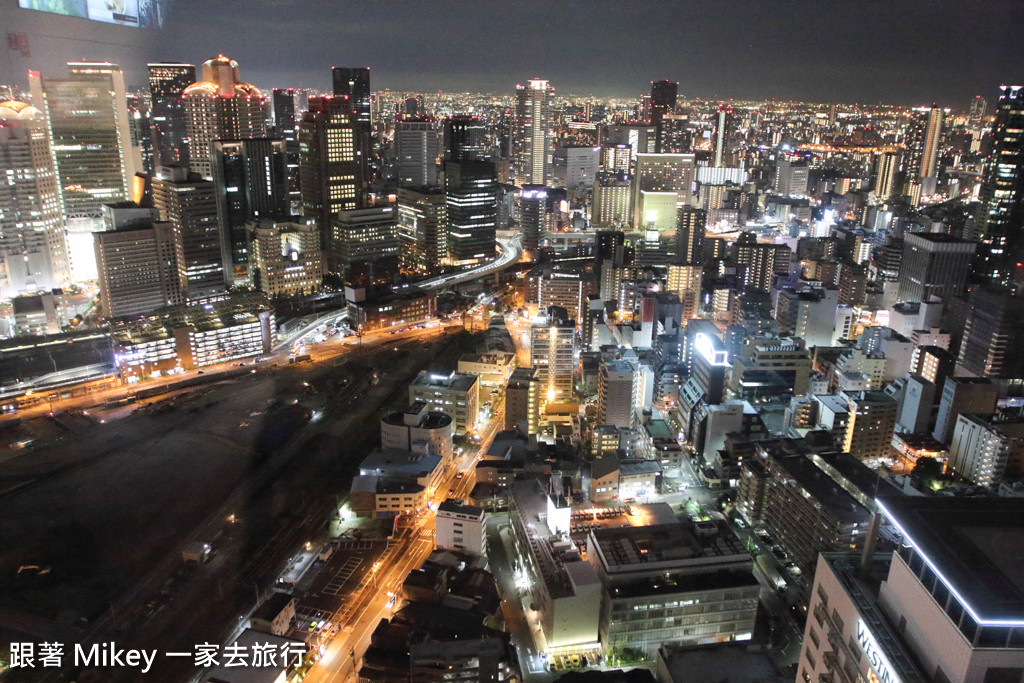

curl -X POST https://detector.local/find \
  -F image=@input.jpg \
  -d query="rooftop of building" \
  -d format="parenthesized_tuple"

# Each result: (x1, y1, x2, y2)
(410, 371, 478, 392)
(656, 642, 785, 683)
(359, 447, 443, 478)
(765, 449, 871, 525)
(877, 496, 1024, 623)
(438, 500, 485, 518)
(589, 519, 748, 574)
(381, 402, 452, 430)
(904, 231, 976, 245)
(250, 591, 293, 622)
(109, 293, 271, 343)
(643, 419, 674, 439)
(619, 459, 663, 477)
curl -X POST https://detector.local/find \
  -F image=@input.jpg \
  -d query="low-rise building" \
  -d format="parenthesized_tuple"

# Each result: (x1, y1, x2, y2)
(457, 351, 517, 387)
(346, 285, 436, 333)
(409, 370, 480, 435)
(508, 478, 602, 650)
(587, 518, 759, 658)
(436, 500, 486, 555)
(110, 294, 275, 375)
(381, 400, 454, 462)
(248, 591, 296, 637)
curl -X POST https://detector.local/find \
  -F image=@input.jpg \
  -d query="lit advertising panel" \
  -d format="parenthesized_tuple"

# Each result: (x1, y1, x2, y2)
(19, 0, 163, 28)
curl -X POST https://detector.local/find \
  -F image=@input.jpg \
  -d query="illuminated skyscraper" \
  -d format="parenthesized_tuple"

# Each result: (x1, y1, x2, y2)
(443, 115, 487, 162)
(972, 85, 1024, 284)
(632, 153, 696, 229)
(29, 62, 135, 281)
(0, 100, 70, 294)
(299, 96, 370, 251)
(331, 67, 371, 126)
(674, 206, 707, 265)
(271, 88, 297, 140)
(211, 139, 289, 283)
(519, 185, 547, 257)
(183, 56, 267, 179)
(713, 104, 733, 168)
(397, 186, 446, 274)
(530, 306, 576, 405)
(872, 150, 901, 200)
(394, 116, 438, 187)
(592, 172, 632, 227)
(514, 79, 553, 186)
(151, 165, 225, 299)
(444, 159, 497, 265)
(148, 62, 195, 168)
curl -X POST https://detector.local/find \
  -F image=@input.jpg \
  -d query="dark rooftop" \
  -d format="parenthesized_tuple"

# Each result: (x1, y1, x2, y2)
(877, 496, 1024, 623)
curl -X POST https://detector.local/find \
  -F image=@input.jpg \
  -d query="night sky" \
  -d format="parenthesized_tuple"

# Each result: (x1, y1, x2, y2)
(148, 0, 1024, 106)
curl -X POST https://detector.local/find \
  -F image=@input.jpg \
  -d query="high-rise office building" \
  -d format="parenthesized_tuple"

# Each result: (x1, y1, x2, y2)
(519, 185, 547, 257)
(552, 146, 601, 190)
(443, 159, 497, 265)
(0, 100, 70, 295)
(299, 96, 371, 249)
(148, 62, 195, 168)
(330, 67, 371, 125)
(972, 85, 1024, 284)
(675, 206, 707, 265)
(397, 186, 446, 275)
(182, 56, 267, 179)
(649, 79, 677, 128)
(592, 171, 632, 227)
(394, 116, 438, 187)
(632, 153, 696, 229)
(932, 376, 998, 444)
(773, 157, 809, 197)
(272, 88, 301, 214)
(29, 62, 134, 281)
(955, 287, 1024, 379)
(151, 165, 225, 299)
(126, 93, 154, 176)
(594, 230, 625, 269)
(514, 79, 553, 186)
(443, 115, 487, 162)
(329, 206, 399, 285)
(94, 218, 186, 319)
(271, 88, 297, 140)
(211, 139, 289, 284)
(896, 232, 975, 304)
(530, 306, 576, 406)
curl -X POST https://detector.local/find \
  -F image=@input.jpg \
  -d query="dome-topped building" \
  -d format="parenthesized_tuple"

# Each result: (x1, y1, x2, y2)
(0, 100, 42, 121)
(183, 55, 267, 179)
